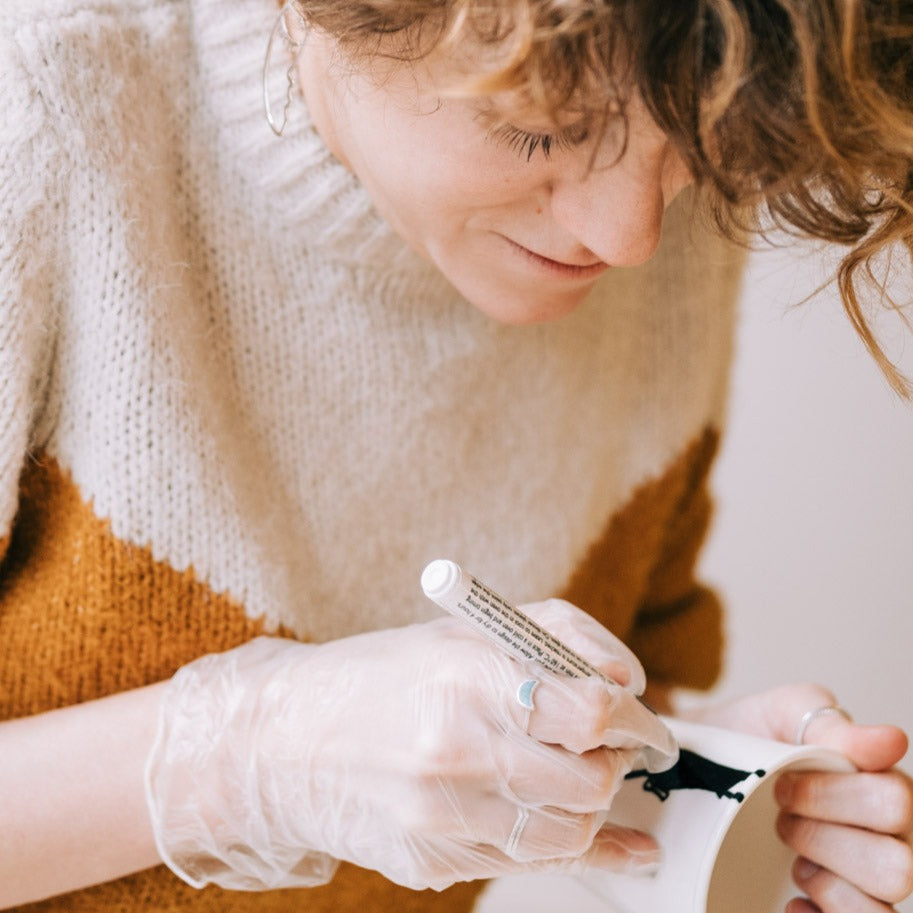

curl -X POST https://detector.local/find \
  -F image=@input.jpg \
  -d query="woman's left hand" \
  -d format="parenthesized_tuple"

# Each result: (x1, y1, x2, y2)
(685, 683, 913, 912)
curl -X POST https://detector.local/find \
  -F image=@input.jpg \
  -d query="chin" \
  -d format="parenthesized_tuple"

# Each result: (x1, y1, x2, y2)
(464, 287, 593, 325)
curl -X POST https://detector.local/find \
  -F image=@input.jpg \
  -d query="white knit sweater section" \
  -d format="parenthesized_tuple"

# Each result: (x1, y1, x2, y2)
(0, 0, 744, 641)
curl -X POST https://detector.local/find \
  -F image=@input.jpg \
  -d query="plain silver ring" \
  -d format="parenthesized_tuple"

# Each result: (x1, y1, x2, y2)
(506, 807, 530, 858)
(795, 705, 853, 745)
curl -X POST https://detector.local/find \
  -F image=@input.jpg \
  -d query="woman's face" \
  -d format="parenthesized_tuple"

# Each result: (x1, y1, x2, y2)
(297, 31, 693, 323)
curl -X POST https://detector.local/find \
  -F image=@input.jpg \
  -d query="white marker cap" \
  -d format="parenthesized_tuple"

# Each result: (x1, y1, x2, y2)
(421, 559, 462, 600)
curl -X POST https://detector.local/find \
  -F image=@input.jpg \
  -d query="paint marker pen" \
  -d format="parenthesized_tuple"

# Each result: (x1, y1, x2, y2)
(420, 558, 677, 769)
(421, 557, 660, 705)
(421, 558, 606, 679)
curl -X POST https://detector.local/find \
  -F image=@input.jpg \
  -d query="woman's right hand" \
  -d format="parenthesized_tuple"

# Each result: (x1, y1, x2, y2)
(145, 603, 676, 891)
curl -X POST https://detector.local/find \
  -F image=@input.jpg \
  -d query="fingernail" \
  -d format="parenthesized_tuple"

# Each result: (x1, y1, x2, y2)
(795, 858, 820, 882)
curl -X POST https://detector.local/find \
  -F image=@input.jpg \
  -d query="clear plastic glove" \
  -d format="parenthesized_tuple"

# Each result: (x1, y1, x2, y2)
(145, 604, 676, 892)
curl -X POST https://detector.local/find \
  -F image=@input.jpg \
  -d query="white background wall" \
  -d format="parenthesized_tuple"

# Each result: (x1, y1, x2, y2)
(479, 240, 913, 913)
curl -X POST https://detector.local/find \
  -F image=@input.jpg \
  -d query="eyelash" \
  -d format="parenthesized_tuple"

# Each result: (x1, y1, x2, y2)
(488, 123, 590, 161)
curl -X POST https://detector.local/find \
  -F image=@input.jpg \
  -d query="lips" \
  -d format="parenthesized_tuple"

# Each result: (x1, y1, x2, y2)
(500, 235, 609, 278)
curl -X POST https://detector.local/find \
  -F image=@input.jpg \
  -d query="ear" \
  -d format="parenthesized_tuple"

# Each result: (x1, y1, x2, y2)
(283, 1, 308, 45)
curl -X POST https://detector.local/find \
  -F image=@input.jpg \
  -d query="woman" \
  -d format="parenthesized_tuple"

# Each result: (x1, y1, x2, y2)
(0, 1, 910, 912)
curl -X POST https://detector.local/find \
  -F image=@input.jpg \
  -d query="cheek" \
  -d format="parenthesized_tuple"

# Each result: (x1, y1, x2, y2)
(397, 121, 527, 211)
(351, 155, 474, 260)
(346, 111, 538, 246)
(381, 163, 497, 243)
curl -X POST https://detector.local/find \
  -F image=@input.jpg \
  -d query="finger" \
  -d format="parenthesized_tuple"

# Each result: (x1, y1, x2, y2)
(805, 722, 909, 774)
(477, 801, 628, 866)
(419, 820, 658, 889)
(491, 823, 660, 875)
(776, 770, 913, 834)
(500, 805, 604, 862)
(423, 789, 596, 856)
(791, 857, 898, 913)
(707, 683, 907, 772)
(522, 671, 676, 763)
(792, 702, 908, 773)
(683, 683, 840, 738)
(785, 899, 822, 913)
(524, 674, 639, 749)
(578, 825, 662, 874)
(405, 749, 614, 845)
(776, 813, 913, 905)
(518, 599, 646, 692)
(498, 742, 631, 812)
(760, 684, 909, 772)
(553, 824, 661, 875)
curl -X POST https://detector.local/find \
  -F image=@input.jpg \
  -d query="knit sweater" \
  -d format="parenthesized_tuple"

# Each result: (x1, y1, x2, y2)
(1, 0, 745, 911)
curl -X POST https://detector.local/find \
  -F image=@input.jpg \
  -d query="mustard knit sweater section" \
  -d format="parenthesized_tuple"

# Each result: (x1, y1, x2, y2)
(1, 0, 745, 910)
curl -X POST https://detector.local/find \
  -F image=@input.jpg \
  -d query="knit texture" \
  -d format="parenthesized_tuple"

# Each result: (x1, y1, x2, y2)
(1, 0, 745, 909)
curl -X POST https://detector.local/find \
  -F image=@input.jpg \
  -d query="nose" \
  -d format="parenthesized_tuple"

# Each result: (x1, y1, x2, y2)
(549, 143, 692, 267)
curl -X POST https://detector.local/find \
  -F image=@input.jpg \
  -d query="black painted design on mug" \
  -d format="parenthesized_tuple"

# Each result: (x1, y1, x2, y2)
(626, 749, 767, 802)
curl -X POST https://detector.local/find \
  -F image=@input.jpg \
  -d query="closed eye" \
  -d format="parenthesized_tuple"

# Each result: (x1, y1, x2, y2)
(487, 122, 592, 161)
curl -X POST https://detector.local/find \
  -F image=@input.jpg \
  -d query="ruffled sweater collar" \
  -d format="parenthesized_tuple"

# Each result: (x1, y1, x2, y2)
(191, 0, 419, 268)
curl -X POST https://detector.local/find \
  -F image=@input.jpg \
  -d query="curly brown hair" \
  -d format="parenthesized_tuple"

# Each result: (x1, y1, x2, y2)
(294, 0, 913, 396)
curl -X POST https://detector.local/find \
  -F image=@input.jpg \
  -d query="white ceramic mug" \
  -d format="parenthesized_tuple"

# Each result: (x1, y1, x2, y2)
(581, 717, 853, 913)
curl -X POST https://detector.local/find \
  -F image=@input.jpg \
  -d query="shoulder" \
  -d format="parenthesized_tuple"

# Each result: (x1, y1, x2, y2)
(1, 0, 195, 200)
(1, 0, 181, 25)
(1, 0, 190, 122)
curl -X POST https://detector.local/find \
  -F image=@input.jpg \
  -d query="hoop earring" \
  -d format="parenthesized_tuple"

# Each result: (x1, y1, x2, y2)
(262, 0, 305, 136)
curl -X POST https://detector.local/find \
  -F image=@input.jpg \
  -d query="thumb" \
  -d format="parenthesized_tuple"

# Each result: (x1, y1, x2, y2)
(775, 685, 910, 771)
(700, 684, 909, 772)
(802, 714, 908, 772)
